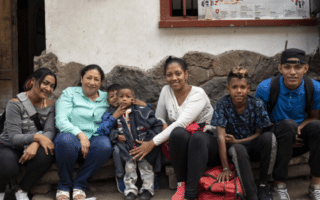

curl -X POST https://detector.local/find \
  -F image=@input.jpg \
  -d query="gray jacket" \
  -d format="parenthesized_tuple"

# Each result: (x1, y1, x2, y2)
(0, 100, 55, 150)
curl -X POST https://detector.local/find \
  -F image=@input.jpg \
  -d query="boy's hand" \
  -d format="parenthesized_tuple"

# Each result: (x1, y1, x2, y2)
(294, 137, 304, 147)
(133, 99, 147, 107)
(113, 104, 126, 119)
(217, 168, 233, 183)
(118, 135, 126, 143)
(225, 134, 238, 144)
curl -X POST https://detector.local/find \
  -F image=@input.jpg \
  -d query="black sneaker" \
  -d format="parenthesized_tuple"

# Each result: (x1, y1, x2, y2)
(140, 190, 152, 200)
(258, 183, 273, 200)
(124, 192, 136, 200)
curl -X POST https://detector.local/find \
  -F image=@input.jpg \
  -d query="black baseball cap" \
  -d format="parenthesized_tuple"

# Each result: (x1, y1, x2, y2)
(281, 48, 307, 65)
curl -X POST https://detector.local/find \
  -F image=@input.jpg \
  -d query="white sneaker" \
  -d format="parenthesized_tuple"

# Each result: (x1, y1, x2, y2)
(15, 190, 29, 200)
(271, 183, 290, 200)
(309, 185, 320, 200)
(0, 192, 5, 200)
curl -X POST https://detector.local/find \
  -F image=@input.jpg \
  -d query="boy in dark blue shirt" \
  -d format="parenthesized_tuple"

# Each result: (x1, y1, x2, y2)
(212, 67, 276, 200)
(109, 85, 162, 200)
(96, 84, 156, 195)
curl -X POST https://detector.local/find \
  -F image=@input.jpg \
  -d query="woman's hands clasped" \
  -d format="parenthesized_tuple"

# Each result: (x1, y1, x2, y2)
(21, 134, 55, 164)
(19, 142, 40, 164)
(34, 134, 55, 155)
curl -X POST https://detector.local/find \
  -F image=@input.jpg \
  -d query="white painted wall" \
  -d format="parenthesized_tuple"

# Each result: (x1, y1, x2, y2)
(45, 0, 319, 73)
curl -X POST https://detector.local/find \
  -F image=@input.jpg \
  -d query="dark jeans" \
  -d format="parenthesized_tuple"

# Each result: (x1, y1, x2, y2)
(0, 144, 53, 192)
(113, 144, 125, 178)
(293, 120, 320, 178)
(228, 132, 276, 200)
(266, 119, 320, 181)
(169, 127, 220, 200)
(54, 133, 113, 191)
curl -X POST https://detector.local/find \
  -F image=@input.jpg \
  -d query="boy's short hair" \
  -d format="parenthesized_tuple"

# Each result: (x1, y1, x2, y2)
(107, 84, 120, 93)
(117, 85, 135, 96)
(227, 67, 249, 84)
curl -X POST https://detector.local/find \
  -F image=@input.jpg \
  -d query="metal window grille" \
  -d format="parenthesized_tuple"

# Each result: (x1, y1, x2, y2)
(172, 0, 198, 16)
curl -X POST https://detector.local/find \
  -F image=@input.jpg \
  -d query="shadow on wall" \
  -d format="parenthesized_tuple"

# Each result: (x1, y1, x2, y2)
(34, 48, 320, 109)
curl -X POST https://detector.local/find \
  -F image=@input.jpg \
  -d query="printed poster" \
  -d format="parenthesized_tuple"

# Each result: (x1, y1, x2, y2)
(198, 0, 310, 20)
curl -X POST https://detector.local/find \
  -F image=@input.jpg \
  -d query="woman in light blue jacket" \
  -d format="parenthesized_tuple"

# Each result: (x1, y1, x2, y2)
(54, 65, 112, 200)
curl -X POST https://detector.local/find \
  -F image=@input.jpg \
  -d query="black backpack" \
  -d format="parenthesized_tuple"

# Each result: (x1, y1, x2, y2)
(267, 73, 314, 122)
(0, 111, 5, 134)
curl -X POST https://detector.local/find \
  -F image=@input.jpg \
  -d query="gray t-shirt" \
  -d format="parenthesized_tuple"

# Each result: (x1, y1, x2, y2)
(0, 101, 55, 149)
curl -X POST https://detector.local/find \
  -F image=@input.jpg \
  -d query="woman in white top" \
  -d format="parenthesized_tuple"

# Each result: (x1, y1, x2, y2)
(130, 57, 220, 200)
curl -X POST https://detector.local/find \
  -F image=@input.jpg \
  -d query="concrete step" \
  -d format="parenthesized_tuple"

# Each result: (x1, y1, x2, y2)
(4, 176, 312, 200)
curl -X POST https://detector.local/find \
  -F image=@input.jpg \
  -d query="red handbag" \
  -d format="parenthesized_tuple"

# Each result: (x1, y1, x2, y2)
(198, 164, 245, 200)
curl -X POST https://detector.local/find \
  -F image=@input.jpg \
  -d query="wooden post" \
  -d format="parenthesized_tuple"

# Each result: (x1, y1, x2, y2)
(183, 0, 187, 17)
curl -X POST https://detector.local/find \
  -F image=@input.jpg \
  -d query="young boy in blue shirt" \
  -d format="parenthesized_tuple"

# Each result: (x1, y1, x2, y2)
(211, 67, 276, 200)
(108, 85, 162, 200)
(96, 84, 158, 194)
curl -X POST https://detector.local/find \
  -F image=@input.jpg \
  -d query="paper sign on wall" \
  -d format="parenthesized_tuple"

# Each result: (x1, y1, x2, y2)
(198, 0, 310, 20)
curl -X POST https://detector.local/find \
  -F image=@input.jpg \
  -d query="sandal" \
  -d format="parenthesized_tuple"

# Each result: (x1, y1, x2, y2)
(73, 189, 86, 200)
(56, 190, 70, 200)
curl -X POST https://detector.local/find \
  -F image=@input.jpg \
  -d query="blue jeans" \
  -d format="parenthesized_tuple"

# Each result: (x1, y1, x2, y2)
(54, 132, 112, 191)
(113, 145, 125, 178)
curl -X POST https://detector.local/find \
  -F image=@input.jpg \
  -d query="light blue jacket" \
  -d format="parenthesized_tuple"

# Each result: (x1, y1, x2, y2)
(55, 86, 108, 139)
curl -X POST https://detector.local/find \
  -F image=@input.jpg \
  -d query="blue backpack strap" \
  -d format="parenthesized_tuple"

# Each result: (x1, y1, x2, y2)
(0, 110, 6, 134)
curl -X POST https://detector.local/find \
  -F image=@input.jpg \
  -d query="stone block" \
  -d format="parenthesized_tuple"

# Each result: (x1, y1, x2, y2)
(34, 52, 58, 73)
(187, 66, 214, 86)
(289, 153, 309, 166)
(202, 77, 229, 106)
(50, 62, 85, 101)
(147, 56, 169, 88)
(30, 184, 53, 194)
(32, 191, 56, 200)
(212, 50, 260, 77)
(102, 65, 162, 104)
(165, 165, 177, 190)
(309, 47, 320, 76)
(183, 51, 215, 69)
(36, 171, 60, 185)
(89, 165, 116, 182)
(250, 54, 279, 90)
(48, 163, 58, 171)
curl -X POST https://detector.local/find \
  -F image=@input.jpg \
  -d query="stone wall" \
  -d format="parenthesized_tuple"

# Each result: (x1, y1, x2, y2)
(29, 49, 320, 194)
(35, 48, 320, 109)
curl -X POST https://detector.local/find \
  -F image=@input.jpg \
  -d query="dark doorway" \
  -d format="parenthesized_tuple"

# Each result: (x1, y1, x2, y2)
(17, 0, 46, 91)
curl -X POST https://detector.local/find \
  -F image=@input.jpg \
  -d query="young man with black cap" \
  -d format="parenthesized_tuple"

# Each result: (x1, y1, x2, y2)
(255, 48, 320, 200)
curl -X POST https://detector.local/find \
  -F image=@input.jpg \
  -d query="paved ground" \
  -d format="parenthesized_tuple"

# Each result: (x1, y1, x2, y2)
(4, 176, 312, 200)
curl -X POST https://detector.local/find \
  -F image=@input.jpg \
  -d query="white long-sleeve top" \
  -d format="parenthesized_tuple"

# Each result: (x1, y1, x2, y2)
(153, 85, 214, 146)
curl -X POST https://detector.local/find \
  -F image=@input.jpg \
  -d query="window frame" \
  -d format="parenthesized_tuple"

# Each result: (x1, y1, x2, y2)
(159, 0, 317, 28)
